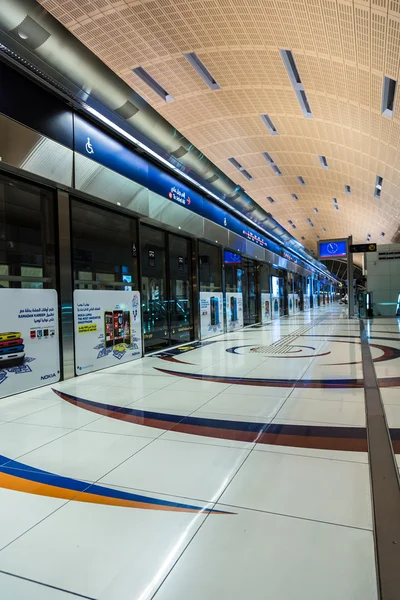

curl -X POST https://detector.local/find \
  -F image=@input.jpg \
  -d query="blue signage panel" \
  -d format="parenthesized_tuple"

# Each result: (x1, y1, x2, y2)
(319, 240, 347, 258)
(148, 164, 203, 215)
(74, 115, 149, 188)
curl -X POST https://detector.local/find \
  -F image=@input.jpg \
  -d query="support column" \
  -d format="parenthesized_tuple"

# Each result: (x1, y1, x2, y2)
(57, 189, 75, 379)
(347, 235, 354, 318)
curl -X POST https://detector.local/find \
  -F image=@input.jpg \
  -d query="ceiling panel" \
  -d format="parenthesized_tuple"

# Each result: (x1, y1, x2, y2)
(38, 0, 400, 256)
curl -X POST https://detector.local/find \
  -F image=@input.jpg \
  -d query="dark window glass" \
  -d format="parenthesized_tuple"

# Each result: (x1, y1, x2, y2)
(224, 250, 243, 293)
(199, 241, 222, 292)
(71, 200, 138, 290)
(260, 263, 270, 293)
(0, 173, 56, 289)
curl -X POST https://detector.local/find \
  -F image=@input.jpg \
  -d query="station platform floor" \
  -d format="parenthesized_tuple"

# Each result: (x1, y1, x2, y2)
(0, 305, 399, 599)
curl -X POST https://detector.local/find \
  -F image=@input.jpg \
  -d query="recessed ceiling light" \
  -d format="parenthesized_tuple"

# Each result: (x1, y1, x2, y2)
(375, 176, 383, 198)
(132, 66, 174, 102)
(260, 114, 279, 135)
(116, 202, 121, 206)
(382, 76, 397, 118)
(280, 50, 313, 118)
(184, 52, 220, 90)
(319, 156, 328, 169)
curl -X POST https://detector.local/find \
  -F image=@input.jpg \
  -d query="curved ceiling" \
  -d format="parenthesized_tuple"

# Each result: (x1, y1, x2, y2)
(34, 1, 400, 256)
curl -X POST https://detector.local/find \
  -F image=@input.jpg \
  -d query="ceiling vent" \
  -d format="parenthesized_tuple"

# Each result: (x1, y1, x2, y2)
(291, 194, 299, 200)
(132, 67, 174, 102)
(260, 114, 278, 135)
(374, 175, 383, 198)
(267, 196, 275, 204)
(228, 158, 254, 180)
(262, 152, 283, 176)
(184, 53, 220, 90)
(297, 176, 306, 185)
(345, 184, 351, 194)
(319, 155, 328, 169)
(382, 76, 396, 118)
(280, 50, 313, 118)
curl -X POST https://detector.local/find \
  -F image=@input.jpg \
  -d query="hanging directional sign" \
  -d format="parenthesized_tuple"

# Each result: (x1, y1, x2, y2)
(349, 243, 377, 253)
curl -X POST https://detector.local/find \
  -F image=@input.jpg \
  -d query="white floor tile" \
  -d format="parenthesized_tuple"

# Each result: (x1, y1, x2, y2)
(196, 393, 285, 419)
(220, 450, 372, 529)
(0, 491, 210, 600)
(253, 441, 368, 463)
(275, 396, 366, 426)
(380, 388, 400, 406)
(15, 401, 102, 429)
(221, 384, 291, 398)
(80, 414, 167, 438)
(152, 505, 377, 600)
(165, 379, 231, 393)
(160, 428, 256, 450)
(82, 385, 162, 407)
(18, 429, 152, 481)
(0, 573, 75, 599)
(0, 422, 72, 460)
(101, 438, 250, 502)
(288, 387, 365, 403)
(131, 389, 218, 412)
(0, 484, 67, 552)
(0, 393, 62, 422)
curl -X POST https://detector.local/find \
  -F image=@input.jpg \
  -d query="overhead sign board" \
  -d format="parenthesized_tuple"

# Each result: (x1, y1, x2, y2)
(319, 240, 347, 259)
(349, 243, 377, 253)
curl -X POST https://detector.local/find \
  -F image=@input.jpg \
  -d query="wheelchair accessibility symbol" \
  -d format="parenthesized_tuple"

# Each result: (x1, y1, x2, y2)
(85, 137, 94, 155)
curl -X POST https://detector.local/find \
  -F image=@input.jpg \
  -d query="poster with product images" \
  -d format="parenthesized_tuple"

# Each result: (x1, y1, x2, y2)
(261, 293, 271, 324)
(199, 292, 224, 339)
(0, 289, 60, 398)
(74, 290, 142, 376)
(292, 294, 300, 313)
(226, 293, 243, 332)
(288, 294, 295, 315)
(271, 276, 280, 319)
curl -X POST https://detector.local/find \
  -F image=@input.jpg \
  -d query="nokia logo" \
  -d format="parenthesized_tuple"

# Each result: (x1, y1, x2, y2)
(41, 373, 56, 380)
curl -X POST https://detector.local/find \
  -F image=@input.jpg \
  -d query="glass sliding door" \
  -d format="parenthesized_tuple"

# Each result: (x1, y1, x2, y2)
(168, 233, 193, 345)
(140, 225, 194, 353)
(0, 173, 56, 289)
(242, 258, 258, 326)
(140, 225, 168, 353)
(71, 199, 138, 292)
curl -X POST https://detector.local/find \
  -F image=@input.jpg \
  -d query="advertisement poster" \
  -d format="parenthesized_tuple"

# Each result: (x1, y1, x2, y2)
(74, 290, 142, 376)
(226, 293, 243, 332)
(271, 276, 280, 320)
(0, 289, 60, 398)
(261, 293, 271, 324)
(294, 293, 301, 313)
(199, 292, 223, 340)
(288, 294, 294, 314)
